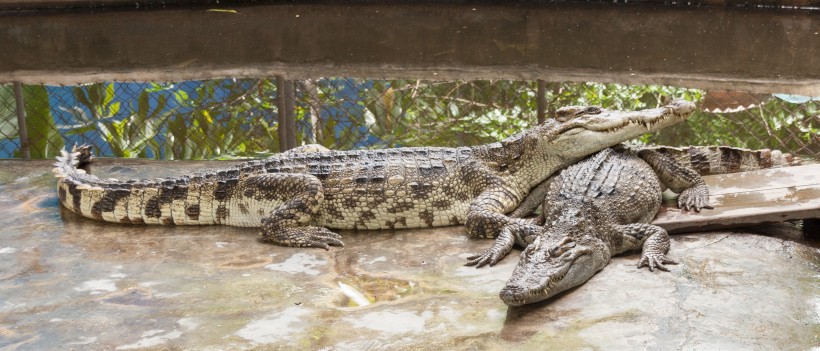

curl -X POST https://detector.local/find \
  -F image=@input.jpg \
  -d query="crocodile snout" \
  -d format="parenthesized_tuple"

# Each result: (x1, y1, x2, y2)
(667, 100, 696, 115)
(499, 285, 528, 306)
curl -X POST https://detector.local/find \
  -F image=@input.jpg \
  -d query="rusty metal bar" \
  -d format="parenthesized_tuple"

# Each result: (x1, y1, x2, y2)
(536, 79, 546, 124)
(283, 80, 297, 150)
(13, 82, 30, 159)
(275, 76, 297, 152)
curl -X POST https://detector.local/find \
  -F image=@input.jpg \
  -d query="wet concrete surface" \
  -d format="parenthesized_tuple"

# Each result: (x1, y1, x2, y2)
(1, 159, 818, 350)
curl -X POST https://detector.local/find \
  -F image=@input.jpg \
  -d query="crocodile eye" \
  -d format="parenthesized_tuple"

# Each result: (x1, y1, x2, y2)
(585, 107, 603, 115)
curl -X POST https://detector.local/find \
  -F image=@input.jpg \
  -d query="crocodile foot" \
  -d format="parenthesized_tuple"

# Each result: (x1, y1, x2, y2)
(465, 227, 515, 268)
(261, 226, 344, 250)
(677, 184, 713, 211)
(637, 252, 678, 272)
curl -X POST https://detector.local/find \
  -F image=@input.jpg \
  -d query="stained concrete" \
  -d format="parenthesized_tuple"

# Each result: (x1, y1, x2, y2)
(1, 159, 818, 350)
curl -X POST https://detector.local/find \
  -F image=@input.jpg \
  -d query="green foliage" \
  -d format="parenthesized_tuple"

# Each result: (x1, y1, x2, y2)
(164, 79, 280, 160)
(0, 84, 63, 158)
(358, 80, 703, 148)
(66, 83, 169, 158)
(7, 79, 816, 160)
(649, 98, 819, 156)
(359, 80, 536, 147)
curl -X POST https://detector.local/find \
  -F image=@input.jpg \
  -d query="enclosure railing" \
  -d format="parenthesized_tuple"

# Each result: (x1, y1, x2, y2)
(0, 78, 817, 161)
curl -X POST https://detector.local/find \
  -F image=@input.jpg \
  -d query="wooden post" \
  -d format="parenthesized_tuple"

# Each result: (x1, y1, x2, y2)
(13, 82, 31, 160)
(276, 76, 297, 152)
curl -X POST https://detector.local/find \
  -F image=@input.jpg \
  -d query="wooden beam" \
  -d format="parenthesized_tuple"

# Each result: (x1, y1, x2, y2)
(0, 4, 817, 94)
(654, 163, 820, 233)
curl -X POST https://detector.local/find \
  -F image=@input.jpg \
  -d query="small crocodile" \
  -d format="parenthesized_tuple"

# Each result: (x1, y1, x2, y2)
(495, 145, 793, 306)
(53, 101, 695, 249)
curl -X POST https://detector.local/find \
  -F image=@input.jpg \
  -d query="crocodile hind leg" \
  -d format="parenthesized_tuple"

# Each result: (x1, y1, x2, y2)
(638, 149, 713, 211)
(615, 223, 677, 272)
(238, 173, 343, 249)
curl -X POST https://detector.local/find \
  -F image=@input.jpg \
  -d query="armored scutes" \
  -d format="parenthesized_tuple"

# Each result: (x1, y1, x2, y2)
(53, 101, 695, 249)
(495, 145, 794, 306)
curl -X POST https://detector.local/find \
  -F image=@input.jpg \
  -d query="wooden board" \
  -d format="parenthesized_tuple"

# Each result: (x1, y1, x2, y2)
(653, 163, 820, 233)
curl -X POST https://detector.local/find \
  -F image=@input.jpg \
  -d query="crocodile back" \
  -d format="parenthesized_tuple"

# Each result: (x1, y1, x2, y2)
(546, 148, 662, 226)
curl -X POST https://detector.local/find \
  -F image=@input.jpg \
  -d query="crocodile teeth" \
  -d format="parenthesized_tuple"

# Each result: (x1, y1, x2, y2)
(76, 184, 91, 190)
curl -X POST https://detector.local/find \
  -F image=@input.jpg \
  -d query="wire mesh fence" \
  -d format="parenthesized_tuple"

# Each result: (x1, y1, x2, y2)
(0, 78, 817, 161)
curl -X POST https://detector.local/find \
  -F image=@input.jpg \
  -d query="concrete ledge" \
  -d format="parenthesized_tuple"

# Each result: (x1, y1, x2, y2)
(1, 3, 818, 94)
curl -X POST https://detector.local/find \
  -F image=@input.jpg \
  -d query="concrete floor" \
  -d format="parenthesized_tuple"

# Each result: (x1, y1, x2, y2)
(1, 159, 818, 350)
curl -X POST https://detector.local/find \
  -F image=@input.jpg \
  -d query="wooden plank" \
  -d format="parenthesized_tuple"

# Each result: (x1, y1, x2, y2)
(653, 163, 820, 233)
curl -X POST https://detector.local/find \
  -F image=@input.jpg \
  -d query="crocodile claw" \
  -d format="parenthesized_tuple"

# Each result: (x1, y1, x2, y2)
(637, 253, 678, 272)
(465, 249, 505, 268)
(677, 185, 713, 212)
(262, 226, 344, 250)
(465, 227, 515, 268)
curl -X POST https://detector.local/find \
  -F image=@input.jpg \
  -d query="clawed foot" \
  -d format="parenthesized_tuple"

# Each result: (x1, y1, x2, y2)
(465, 248, 506, 268)
(262, 226, 344, 250)
(678, 185, 713, 212)
(465, 228, 514, 268)
(637, 252, 678, 272)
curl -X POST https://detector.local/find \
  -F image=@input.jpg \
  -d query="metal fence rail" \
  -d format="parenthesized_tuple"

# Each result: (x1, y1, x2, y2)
(0, 78, 817, 161)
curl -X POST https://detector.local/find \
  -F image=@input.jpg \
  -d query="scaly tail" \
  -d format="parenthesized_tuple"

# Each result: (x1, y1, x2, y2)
(53, 145, 133, 223)
(53, 146, 223, 226)
(641, 145, 798, 175)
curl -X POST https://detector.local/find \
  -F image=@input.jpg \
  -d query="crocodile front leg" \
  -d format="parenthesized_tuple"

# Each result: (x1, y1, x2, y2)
(237, 173, 343, 249)
(465, 185, 540, 267)
(614, 223, 677, 272)
(465, 222, 541, 267)
(638, 149, 713, 211)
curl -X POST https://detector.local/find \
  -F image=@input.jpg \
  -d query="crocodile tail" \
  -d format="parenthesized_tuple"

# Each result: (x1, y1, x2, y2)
(643, 145, 798, 176)
(53, 145, 125, 223)
(53, 146, 218, 226)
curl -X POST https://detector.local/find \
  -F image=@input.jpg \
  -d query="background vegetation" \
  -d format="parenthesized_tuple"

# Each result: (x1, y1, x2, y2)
(0, 79, 817, 160)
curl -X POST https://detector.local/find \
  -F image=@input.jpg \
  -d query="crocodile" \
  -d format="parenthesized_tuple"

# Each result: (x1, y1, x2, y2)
(495, 145, 793, 306)
(53, 100, 695, 249)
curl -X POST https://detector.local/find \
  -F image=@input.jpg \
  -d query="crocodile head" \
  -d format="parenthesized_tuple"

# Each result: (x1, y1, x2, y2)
(499, 230, 611, 306)
(529, 99, 695, 162)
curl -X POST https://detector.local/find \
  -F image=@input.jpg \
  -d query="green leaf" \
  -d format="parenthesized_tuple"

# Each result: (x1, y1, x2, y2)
(0, 86, 18, 140)
(138, 91, 150, 118)
(104, 83, 116, 106)
(174, 90, 189, 104)
(107, 101, 121, 117)
(22, 85, 64, 158)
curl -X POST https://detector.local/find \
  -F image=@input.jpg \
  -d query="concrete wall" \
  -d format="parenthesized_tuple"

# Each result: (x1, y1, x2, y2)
(1, 3, 818, 94)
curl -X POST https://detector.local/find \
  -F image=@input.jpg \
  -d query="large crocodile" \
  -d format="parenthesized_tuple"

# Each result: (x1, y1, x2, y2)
(495, 145, 792, 306)
(53, 101, 695, 249)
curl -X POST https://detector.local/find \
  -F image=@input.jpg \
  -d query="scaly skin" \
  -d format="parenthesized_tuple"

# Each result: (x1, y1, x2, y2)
(495, 143, 794, 306)
(53, 101, 695, 249)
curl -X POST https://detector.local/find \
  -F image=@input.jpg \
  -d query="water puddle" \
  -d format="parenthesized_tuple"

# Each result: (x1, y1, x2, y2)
(235, 306, 311, 344)
(334, 275, 417, 307)
(343, 310, 431, 334)
(265, 252, 327, 275)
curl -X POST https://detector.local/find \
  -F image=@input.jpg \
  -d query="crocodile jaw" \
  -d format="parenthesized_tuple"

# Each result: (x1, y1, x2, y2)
(500, 234, 609, 306)
(544, 100, 696, 160)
